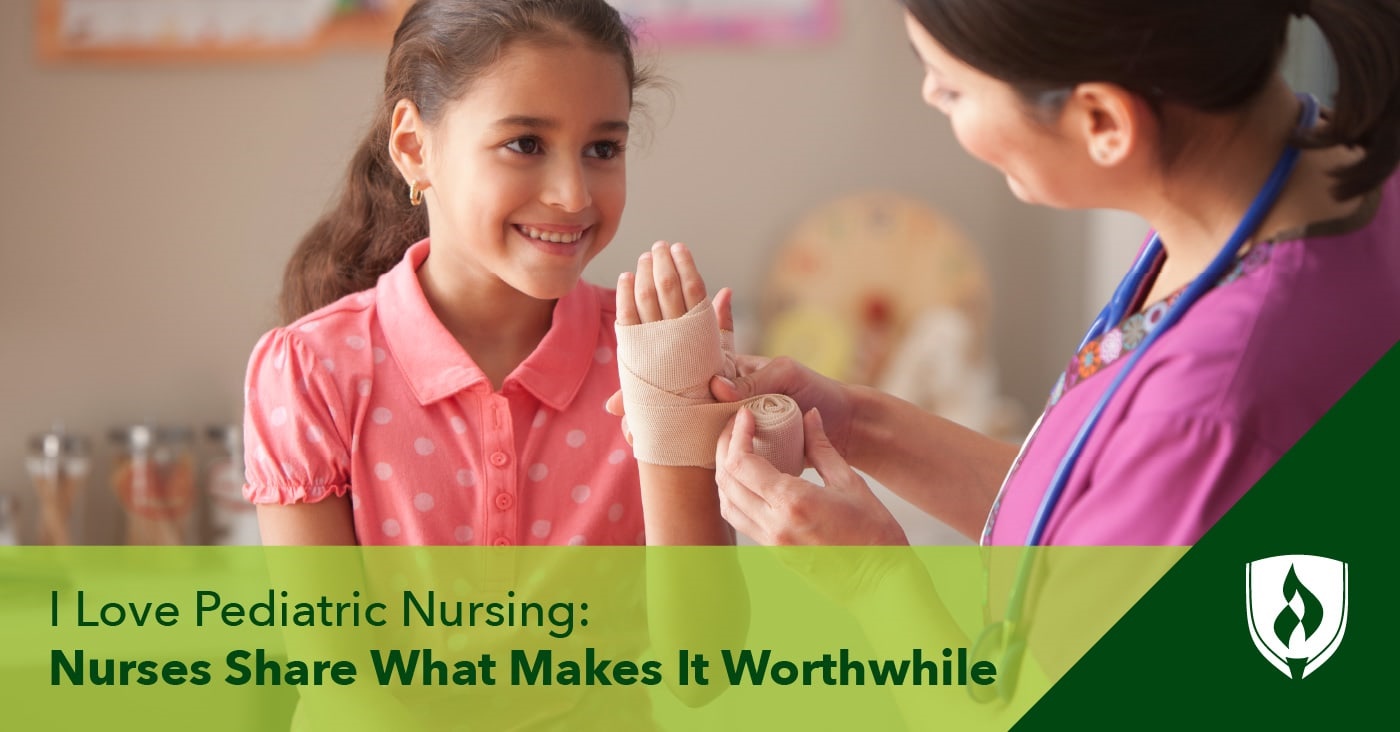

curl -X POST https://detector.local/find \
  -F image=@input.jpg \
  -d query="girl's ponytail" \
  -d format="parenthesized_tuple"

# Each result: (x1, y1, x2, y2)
(1305, 0, 1400, 200)
(278, 114, 426, 323)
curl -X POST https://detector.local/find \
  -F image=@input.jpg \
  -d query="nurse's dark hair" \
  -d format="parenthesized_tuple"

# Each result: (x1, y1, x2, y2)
(900, 0, 1400, 201)
(278, 0, 650, 323)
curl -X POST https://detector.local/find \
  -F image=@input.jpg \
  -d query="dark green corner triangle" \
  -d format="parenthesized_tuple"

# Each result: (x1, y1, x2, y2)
(1013, 342, 1400, 730)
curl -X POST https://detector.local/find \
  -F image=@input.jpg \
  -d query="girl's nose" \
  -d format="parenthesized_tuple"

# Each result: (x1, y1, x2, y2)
(543, 161, 591, 212)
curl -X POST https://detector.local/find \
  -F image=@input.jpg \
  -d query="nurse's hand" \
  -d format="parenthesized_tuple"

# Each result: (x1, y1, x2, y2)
(717, 407, 907, 547)
(709, 354, 859, 459)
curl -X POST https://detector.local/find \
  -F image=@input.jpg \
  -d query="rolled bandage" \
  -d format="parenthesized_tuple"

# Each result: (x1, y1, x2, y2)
(616, 300, 805, 475)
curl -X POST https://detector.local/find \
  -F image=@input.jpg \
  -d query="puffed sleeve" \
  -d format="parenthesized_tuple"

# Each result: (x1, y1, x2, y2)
(242, 327, 352, 505)
(1047, 413, 1282, 545)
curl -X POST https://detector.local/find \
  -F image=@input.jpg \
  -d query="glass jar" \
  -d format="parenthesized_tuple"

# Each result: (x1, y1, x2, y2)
(206, 424, 260, 545)
(0, 493, 21, 546)
(25, 427, 91, 545)
(109, 424, 197, 545)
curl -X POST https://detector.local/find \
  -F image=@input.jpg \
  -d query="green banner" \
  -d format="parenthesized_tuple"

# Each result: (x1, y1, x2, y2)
(1, 542, 1182, 731)
(1015, 343, 1400, 729)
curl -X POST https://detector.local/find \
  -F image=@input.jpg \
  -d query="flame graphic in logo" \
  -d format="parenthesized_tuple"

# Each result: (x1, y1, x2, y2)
(1272, 564, 1324, 678)
(1246, 555, 1347, 680)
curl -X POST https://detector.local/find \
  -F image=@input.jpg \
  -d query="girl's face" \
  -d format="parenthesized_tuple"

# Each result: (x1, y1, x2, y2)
(903, 12, 1091, 208)
(419, 40, 631, 300)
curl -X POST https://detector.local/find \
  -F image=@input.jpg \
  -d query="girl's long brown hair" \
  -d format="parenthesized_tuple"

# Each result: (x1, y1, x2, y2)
(279, 0, 649, 323)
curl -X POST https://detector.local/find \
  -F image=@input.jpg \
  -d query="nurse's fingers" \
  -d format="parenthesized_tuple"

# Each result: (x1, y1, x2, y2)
(717, 409, 779, 512)
(802, 409, 858, 488)
(649, 241, 688, 320)
(616, 273, 639, 326)
(716, 407, 756, 470)
(633, 250, 663, 322)
(717, 487, 763, 545)
(717, 455, 777, 543)
(668, 242, 708, 313)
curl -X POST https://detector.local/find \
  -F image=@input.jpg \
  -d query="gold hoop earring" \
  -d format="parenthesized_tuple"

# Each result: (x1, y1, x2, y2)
(409, 181, 425, 207)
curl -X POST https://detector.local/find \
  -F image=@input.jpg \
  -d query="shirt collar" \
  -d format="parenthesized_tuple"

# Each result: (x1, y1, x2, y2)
(509, 277, 601, 410)
(377, 239, 601, 410)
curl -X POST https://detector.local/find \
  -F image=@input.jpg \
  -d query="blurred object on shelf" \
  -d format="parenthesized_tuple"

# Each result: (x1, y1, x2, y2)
(24, 426, 91, 545)
(759, 192, 1024, 441)
(109, 424, 198, 545)
(878, 307, 1026, 443)
(36, 0, 413, 64)
(206, 424, 260, 546)
(0, 494, 21, 546)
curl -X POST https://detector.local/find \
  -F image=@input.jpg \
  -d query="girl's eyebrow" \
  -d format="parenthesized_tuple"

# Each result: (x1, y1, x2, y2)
(492, 116, 630, 133)
(493, 115, 554, 130)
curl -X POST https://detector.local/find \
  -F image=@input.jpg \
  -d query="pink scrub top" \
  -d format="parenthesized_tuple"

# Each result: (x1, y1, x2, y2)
(242, 239, 644, 547)
(985, 173, 1400, 545)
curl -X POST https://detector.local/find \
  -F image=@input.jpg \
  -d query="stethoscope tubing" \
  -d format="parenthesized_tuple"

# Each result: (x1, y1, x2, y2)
(1022, 93, 1321, 547)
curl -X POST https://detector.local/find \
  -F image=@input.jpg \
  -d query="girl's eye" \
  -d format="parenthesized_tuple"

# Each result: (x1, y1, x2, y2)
(585, 141, 623, 160)
(506, 137, 543, 155)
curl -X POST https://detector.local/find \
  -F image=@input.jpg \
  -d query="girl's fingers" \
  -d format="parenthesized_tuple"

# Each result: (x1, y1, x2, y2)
(669, 242, 708, 312)
(633, 251, 663, 322)
(649, 241, 687, 319)
(616, 272, 639, 326)
(605, 389, 625, 417)
(713, 287, 734, 332)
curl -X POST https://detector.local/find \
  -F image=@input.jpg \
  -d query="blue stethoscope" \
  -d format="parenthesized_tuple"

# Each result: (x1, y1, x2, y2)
(970, 93, 1320, 704)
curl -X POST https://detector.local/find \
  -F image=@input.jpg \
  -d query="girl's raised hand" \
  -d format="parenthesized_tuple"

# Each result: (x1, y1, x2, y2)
(617, 241, 709, 326)
(609, 242, 733, 433)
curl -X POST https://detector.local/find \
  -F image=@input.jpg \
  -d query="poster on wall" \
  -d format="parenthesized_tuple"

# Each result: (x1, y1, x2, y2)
(608, 0, 838, 45)
(35, 0, 410, 62)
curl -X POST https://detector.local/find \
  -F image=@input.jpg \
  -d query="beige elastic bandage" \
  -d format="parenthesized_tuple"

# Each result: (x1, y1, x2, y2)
(616, 300, 805, 475)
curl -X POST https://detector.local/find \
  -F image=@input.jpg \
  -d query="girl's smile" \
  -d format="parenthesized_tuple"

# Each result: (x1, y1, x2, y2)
(512, 223, 593, 257)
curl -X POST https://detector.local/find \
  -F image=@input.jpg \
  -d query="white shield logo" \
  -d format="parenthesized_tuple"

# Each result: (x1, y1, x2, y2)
(1245, 554, 1348, 679)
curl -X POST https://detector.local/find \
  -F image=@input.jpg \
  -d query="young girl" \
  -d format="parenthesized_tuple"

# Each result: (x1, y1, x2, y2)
(243, 0, 730, 550)
(700, 0, 1400, 547)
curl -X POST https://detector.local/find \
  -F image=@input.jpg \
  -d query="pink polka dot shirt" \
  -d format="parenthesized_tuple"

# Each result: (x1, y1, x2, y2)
(242, 239, 644, 546)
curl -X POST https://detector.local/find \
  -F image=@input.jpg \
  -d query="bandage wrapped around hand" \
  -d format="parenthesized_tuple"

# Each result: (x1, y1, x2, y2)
(616, 300, 805, 475)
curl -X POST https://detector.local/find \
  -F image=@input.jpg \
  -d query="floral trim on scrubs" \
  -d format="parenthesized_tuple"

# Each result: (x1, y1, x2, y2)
(1047, 241, 1277, 408)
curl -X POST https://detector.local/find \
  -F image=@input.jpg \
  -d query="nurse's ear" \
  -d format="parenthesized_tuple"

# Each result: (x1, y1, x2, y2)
(1062, 83, 1152, 168)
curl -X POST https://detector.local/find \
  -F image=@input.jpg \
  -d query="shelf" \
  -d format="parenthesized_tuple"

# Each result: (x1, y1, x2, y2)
(35, 0, 412, 65)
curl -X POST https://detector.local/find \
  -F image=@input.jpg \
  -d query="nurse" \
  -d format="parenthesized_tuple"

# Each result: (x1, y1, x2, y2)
(705, 0, 1400, 547)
